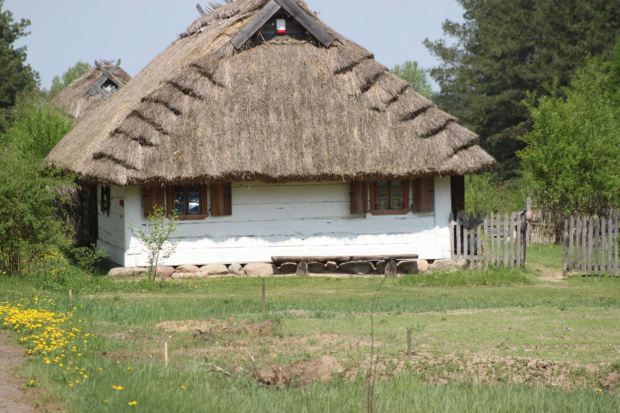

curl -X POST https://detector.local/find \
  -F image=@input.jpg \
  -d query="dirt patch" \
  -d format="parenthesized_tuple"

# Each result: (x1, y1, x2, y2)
(530, 263, 565, 283)
(0, 331, 41, 413)
(157, 318, 277, 339)
(403, 351, 605, 390)
(253, 355, 344, 386)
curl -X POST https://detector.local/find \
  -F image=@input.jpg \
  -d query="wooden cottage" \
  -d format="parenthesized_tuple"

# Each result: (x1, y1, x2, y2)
(46, 0, 494, 268)
(52, 60, 132, 245)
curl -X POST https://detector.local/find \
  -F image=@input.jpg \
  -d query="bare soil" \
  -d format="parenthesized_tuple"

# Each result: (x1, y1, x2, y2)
(0, 331, 36, 413)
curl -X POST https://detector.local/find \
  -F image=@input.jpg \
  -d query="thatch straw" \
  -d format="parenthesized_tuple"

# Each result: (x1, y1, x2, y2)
(52, 61, 132, 119)
(46, 0, 494, 185)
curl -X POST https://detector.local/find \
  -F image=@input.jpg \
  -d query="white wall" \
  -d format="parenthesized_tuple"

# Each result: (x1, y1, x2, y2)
(96, 185, 125, 265)
(117, 179, 453, 267)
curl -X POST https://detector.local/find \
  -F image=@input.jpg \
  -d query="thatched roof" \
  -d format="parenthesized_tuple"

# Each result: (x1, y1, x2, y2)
(52, 60, 131, 119)
(46, 0, 494, 186)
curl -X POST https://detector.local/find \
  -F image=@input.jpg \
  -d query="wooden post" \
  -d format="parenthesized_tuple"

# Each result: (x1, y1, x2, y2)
(607, 214, 613, 275)
(407, 329, 412, 358)
(562, 219, 569, 277)
(385, 260, 397, 277)
(582, 216, 587, 274)
(449, 213, 455, 259)
(601, 216, 607, 274)
(568, 215, 574, 272)
(588, 216, 594, 276)
(594, 217, 600, 275)
(504, 214, 509, 267)
(164, 342, 169, 369)
(575, 216, 581, 273)
(490, 212, 495, 266)
(262, 277, 266, 314)
(496, 213, 501, 266)
(69, 290, 73, 301)
(613, 215, 620, 277)
(296, 261, 309, 276)
(456, 214, 462, 260)
(516, 212, 522, 268)
(476, 213, 484, 270)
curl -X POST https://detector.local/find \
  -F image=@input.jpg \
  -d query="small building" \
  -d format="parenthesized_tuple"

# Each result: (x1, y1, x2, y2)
(46, 0, 494, 267)
(52, 60, 131, 120)
(51, 60, 132, 246)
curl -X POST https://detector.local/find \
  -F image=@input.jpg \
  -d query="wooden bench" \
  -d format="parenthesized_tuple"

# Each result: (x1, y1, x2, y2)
(271, 255, 419, 277)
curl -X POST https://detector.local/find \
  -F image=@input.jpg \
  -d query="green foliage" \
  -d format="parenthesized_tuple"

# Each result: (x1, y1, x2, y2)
(609, 36, 620, 105)
(65, 244, 108, 276)
(519, 59, 620, 215)
(465, 173, 529, 214)
(130, 206, 179, 280)
(50, 61, 91, 96)
(0, 149, 75, 276)
(0, 0, 39, 126)
(390, 61, 432, 98)
(0, 92, 73, 160)
(424, 0, 620, 175)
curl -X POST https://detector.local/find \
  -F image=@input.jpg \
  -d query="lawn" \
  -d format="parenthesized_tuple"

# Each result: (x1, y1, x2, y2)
(1, 245, 619, 412)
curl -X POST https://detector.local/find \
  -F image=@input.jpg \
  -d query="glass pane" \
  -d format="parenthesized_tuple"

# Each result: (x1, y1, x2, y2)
(377, 181, 388, 210)
(175, 203, 186, 214)
(391, 181, 402, 209)
(189, 192, 200, 213)
(173, 185, 184, 193)
(188, 184, 200, 192)
(174, 193, 185, 204)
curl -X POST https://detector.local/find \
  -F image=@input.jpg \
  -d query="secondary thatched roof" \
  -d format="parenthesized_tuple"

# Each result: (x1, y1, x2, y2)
(46, 0, 494, 186)
(52, 60, 131, 119)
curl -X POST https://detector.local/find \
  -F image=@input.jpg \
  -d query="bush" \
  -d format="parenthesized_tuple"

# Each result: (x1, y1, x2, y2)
(0, 149, 75, 276)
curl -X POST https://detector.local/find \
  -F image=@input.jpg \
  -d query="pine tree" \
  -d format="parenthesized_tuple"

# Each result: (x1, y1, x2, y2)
(425, 0, 620, 176)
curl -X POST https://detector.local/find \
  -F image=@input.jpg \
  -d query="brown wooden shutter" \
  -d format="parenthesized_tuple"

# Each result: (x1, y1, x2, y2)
(211, 183, 232, 216)
(412, 177, 435, 213)
(451, 175, 465, 213)
(350, 181, 368, 214)
(143, 186, 165, 218)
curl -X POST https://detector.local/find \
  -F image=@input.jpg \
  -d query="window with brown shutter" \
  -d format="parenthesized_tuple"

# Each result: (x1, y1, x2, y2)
(369, 180, 410, 215)
(166, 184, 208, 220)
(412, 177, 435, 213)
(349, 181, 368, 214)
(142, 186, 165, 218)
(210, 183, 232, 217)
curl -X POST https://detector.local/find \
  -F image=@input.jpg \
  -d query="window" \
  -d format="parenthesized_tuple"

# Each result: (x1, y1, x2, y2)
(100, 186, 111, 216)
(166, 184, 208, 220)
(370, 180, 410, 215)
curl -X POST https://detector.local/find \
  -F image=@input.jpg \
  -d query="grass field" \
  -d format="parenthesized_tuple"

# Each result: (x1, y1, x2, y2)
(1, 245, 619, 412)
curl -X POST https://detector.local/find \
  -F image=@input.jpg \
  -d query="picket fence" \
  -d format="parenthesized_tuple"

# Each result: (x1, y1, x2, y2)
(450, 211, 528, 269)
(562, 212, 619, 276)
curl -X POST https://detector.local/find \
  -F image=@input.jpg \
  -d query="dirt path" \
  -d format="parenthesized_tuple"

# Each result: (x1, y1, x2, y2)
(0, 331, 36, 413)
(529, 263, 565, 283)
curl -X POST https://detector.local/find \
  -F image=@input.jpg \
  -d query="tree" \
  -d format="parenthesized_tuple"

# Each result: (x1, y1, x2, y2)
(0, 91, 72, 160)
(425, 0, 620, 176)
(50, 61, 91, 96)
(519, 58, 620, 217)
(130, 207, 179, 280)
(0, 0, 39, 126)
(0, 148, 75, 276)
(390, 61, 432, 98)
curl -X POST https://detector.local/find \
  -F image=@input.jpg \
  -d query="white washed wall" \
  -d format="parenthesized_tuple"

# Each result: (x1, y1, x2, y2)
(96, 185, 125, 265)
(116, 178, 453, 267)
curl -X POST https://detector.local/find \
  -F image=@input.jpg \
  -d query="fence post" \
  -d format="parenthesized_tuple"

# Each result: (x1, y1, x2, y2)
(588, 216, 594, 276)
(607, 214, 613, 275)
(601, 216, 607, 275)
(568, 215, 574, 272)
(456, 214, 462, 260)
(516, 212, 522, 267)
(477, 213, 482, 269)
(562, 219, 569, 277)
(504, 214, 509, 267)
(449, 212, 455, 259)
(613, 215, 620, 277)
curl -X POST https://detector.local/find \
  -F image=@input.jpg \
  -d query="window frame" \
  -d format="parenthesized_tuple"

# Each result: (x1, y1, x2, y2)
(369, 180, 410, 215)
(166, 184, 208, 221)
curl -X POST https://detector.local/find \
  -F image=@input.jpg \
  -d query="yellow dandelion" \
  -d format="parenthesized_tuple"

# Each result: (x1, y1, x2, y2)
(128, 401, 138, 406)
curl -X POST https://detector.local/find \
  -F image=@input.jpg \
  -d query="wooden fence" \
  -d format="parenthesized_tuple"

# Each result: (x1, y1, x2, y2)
(562, 212, 619, 276)
(450, 211, 528, 269)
